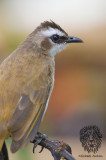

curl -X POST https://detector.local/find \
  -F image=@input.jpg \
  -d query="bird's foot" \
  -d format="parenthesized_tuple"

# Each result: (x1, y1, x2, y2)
(31, 132, 47, 153)
(31, 133, 76, 160)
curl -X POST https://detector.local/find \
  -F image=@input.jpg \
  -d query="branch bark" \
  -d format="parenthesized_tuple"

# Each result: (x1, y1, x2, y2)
(32, 136, 77, 160)
(0, 136, 77, 160)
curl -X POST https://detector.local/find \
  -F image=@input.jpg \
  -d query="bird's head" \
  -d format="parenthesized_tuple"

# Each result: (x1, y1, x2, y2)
(28, 20, 83, 56)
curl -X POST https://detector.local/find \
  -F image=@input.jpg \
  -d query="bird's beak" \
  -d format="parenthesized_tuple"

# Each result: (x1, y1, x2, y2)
(65, 36, 83, 43)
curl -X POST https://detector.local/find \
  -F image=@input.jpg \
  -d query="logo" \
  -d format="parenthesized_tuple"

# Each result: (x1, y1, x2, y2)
(80, 125, 102, 154)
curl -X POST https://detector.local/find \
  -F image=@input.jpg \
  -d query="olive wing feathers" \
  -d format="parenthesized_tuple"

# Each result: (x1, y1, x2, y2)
(8, 68, 52, 153)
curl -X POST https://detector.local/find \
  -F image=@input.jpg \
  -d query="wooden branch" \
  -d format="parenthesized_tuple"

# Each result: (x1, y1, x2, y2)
(0, 135, 77, 160)
(32, 135, 77, 160)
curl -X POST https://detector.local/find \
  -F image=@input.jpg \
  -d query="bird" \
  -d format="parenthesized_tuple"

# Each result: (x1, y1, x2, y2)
(0, 20, 83, 153)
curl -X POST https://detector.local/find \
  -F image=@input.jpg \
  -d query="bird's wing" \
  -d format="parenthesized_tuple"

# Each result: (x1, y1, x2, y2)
(8, 65, 52, 153)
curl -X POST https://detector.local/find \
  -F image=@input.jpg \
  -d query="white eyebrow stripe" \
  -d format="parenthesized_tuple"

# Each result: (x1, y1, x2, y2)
(40, 27, 65, 37)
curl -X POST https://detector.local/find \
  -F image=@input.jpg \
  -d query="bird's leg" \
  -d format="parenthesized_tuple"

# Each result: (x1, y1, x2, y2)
(31, 132, 47, 153)
(31, 132, 77, 160)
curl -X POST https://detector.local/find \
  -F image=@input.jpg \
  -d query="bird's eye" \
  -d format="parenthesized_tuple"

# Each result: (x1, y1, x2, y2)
(50, 34, 60, 43)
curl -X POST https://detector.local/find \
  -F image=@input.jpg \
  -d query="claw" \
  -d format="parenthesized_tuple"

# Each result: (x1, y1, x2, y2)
(33, 137, 43, 153)
(39, 146, 44, 153)
(31, 132, 74, 160)
(32, 132, 47, 153)
(33, 139, 41, 153)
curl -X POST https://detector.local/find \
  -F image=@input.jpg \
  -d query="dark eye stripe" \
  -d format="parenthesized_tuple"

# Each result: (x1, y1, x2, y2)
(50, 34, 68, 44)
(57, 36, 68, 43)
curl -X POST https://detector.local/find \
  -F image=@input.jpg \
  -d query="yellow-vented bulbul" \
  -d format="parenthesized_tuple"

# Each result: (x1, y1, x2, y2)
(0, 21, 82, 153)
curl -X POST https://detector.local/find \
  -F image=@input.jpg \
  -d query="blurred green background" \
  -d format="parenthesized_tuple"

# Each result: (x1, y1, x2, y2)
(0, 0, 106, 160)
